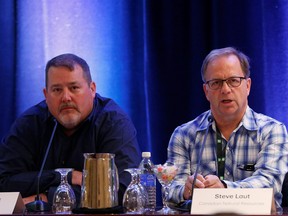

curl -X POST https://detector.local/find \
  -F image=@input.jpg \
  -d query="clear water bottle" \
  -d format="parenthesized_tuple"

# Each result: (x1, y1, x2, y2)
(138, 152, 156, 212)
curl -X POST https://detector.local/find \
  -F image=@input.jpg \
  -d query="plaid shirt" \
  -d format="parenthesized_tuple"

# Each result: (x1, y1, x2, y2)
(167, 106, 288, 210)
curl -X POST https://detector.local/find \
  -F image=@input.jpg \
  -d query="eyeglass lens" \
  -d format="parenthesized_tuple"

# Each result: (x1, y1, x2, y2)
(207, 77, 245, 90)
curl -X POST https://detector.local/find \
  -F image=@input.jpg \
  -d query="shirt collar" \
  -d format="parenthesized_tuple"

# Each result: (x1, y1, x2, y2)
(241, 106, 258, 131)
(197, 111, 213, 131)
(198, 106, 258, 133)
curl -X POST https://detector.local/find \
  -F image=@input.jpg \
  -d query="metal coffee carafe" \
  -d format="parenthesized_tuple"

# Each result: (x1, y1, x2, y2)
(81, 153, 119, 209)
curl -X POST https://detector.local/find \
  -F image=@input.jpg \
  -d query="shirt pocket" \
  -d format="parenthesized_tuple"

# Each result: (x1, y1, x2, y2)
(233, 163, 255, 180)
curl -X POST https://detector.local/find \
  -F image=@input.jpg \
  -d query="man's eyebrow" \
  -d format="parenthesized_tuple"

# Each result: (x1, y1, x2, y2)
(50, 84, 62, 88)
(50, 81, 81, 87)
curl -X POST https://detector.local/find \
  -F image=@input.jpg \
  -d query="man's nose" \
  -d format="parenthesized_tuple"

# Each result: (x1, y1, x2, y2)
(61, 89, 72, 101)
(221, 80, 232, 93)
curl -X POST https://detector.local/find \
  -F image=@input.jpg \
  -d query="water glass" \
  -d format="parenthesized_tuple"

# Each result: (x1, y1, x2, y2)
(122, 168, 148, 214)
(52, 168, 76, 214)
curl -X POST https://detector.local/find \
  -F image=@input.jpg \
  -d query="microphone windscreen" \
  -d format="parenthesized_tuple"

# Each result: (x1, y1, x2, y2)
(208, 115, 214, 123)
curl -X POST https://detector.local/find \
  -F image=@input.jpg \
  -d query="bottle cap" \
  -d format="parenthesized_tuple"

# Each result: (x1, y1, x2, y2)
(142, 152, 151, 158)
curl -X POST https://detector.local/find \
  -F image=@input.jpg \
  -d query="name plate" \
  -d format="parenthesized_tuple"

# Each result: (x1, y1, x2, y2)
(191, 188, 273, 215)
(0, 192, 24, 214)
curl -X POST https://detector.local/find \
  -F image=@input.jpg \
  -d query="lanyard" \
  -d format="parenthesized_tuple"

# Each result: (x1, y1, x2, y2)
(216, 128, 226, 180)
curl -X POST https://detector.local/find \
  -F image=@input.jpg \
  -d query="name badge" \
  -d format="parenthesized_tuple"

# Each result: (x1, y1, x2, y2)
(191, 188, 273, 215)
(0, 192, 25, 214)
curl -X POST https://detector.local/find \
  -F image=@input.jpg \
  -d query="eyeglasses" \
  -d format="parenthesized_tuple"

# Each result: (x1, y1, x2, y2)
(205, 77, 246, 90)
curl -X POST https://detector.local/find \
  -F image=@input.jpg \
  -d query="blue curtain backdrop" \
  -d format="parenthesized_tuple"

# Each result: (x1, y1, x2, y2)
(1, 0, 288, 204)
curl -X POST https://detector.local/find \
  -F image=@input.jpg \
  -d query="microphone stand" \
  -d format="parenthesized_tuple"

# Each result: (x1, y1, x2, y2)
(26, 119, 58, 212)
(190, 115, 213, 210)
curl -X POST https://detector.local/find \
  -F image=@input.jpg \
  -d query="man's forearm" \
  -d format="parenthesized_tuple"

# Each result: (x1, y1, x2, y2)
(22, 193, 48, 205)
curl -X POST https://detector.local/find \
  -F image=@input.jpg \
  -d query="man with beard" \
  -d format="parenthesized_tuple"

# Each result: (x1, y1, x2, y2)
(0, 53, 141, 209)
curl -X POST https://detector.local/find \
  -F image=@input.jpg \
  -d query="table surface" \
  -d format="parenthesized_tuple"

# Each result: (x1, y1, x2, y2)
(9, 206, 288, 216)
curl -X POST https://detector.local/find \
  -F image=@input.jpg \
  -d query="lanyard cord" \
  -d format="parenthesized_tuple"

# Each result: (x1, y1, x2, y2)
(216, 127, 226, 180)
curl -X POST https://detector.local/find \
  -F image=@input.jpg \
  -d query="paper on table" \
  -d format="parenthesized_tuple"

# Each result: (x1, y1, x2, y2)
(190, 188, 273, 215)
(0, 192, 25, 214)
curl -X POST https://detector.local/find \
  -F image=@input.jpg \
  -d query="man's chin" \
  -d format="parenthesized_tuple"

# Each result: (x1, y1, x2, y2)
(58, 117, 81, 129)
(62, 123, 78, 130)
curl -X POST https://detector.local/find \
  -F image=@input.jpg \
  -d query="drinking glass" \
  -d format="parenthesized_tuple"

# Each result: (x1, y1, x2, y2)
(122, 168, 148, 214)
(153, 162, 178, 214)
(52, 168, 76, 214)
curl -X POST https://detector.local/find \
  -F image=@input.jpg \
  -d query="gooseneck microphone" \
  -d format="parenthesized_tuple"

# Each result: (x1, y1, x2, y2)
(26, 119, 58, 212)
(190, 115, 214, 205)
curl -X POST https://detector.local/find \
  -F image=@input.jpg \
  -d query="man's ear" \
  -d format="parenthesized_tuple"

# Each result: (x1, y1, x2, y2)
(203, 84, 210, 101)
(90, 82, 96, 96)
(43, 88, 47, 99)
(246, 78, 251, 96)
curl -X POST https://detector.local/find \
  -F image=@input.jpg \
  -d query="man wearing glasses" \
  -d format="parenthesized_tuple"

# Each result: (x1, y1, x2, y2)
(167, 47, 288, 213)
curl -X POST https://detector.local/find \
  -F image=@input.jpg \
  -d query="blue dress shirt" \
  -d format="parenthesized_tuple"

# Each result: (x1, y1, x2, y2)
(0, 93, 141, 206)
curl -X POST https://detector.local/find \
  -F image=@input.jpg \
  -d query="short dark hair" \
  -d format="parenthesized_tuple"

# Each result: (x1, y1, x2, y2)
(201, 47, 250, 82)
(45, 53, 92, 87)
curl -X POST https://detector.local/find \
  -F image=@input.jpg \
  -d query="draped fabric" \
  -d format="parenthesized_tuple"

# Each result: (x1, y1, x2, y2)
(1, 0, 288, 171)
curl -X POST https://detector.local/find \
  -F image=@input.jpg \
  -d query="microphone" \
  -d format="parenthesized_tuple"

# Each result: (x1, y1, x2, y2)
(190, 115, 214, 207)
(25, 119, 58, 212)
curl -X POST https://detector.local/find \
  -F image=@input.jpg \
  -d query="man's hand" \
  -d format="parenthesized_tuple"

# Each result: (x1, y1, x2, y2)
(183, 174, 226, 199)
(203, 175, 226, 188)
(183, 174, 205, 199)
(22, 193, 48, 205)
(72, 170, 82, 186)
